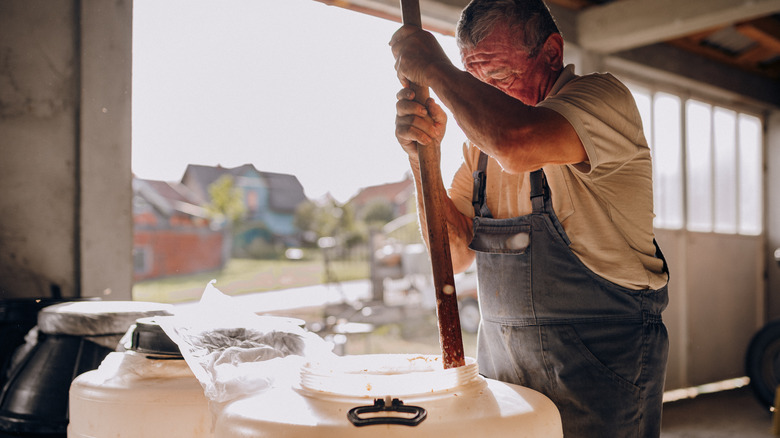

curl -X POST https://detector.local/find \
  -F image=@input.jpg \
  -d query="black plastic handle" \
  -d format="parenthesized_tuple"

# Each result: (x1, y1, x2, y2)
(347, 398, 427, 427)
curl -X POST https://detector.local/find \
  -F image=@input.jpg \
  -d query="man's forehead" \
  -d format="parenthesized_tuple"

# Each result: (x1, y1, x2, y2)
(462, 54, 510, 74)
(461, 42, 529, 75)
(460, 27, 526, 60)
(461, 40, 516, 62)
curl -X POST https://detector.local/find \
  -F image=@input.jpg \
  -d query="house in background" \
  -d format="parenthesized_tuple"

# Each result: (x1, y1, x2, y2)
(132, 178, 225, 281)
(181, 164, 308, 256)
(348, 174, 415, 221)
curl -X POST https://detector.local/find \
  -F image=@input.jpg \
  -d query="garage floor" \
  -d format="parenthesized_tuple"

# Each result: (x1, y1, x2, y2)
(661, 386, 775, 437)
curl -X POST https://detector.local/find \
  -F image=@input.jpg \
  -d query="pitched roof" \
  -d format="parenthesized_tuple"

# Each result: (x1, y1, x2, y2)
(349, 175, 414, 207)
(133, 177, 209, 219)
(180, 164, 242, 204)
(144, 180, 198, 204)
(180, 164, 307, 213)
(262, 171, 307, 213)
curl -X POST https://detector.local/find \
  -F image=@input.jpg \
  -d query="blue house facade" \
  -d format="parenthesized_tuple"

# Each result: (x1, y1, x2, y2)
(181, 164, 308, 254)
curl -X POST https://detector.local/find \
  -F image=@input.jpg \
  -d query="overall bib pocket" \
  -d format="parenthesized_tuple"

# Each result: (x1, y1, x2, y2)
(469, 221, 531, 254)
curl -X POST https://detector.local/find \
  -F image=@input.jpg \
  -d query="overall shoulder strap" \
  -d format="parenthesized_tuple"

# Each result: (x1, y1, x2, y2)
(472, 152, 492, 218)
(529, 169, 548, 213)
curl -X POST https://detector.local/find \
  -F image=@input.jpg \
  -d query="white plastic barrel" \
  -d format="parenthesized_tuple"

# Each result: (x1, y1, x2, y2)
(214, 354, 562, 437)
(67, 318, 211, 438)
(1, 301, 173, 437)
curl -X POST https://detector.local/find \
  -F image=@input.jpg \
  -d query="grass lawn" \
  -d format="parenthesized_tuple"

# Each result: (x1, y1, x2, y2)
(132, 257, 369, 304)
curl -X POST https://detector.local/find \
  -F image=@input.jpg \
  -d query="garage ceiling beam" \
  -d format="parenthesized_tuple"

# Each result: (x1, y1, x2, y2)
(612, 43, 780, 107)
(578, 0, 780, 54)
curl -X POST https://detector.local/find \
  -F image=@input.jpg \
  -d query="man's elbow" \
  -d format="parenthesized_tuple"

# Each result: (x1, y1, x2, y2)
(490, 134, 538, 175)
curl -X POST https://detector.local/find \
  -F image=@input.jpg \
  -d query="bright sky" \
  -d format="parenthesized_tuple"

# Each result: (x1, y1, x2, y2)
(131, 0, 467, 203)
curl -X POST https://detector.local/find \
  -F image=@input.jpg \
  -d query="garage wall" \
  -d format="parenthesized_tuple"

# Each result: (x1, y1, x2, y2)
(0, 0, 133, 300)
(0, 1, 80, 299)
(657, 230, 765, 389)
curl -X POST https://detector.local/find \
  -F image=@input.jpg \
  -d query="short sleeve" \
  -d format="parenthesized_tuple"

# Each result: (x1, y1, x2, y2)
(537, 73, 648, 178)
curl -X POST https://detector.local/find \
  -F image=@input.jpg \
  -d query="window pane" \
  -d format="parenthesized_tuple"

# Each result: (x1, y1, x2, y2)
(685, 100, 712, 232)
(738, 114, 763, 235)
(653, 93, 683, 229)
(713, 108, 737, 233)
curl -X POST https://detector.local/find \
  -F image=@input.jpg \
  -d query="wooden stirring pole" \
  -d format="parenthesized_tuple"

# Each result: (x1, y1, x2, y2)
(399, 0, 465, 369)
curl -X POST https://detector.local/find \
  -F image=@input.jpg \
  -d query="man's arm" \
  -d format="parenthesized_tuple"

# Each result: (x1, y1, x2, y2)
(391, 25, 586, 174)
(427, 67, 585, 173)
(395, 89, 476, 274)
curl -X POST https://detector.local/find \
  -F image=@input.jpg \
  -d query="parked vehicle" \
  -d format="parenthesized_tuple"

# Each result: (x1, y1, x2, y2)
(370, 240, 481, 334)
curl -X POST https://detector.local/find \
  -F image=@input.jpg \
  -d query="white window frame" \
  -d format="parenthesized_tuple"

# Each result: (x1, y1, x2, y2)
(621, 76, 766, 236)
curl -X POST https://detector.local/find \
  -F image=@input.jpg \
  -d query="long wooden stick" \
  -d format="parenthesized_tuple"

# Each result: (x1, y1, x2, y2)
(399, 0, 465, 369)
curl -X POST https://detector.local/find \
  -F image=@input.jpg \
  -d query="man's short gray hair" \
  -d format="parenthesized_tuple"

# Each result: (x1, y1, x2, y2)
(456, 0, 560, 57)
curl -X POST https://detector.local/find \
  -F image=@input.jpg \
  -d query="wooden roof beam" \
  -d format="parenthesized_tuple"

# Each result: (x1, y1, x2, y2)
(578, 0, 780, 54)
(736, 17, 780, 53)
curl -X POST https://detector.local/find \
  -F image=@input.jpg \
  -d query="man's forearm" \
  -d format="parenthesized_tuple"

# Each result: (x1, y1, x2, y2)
(424, 63, 584, 174)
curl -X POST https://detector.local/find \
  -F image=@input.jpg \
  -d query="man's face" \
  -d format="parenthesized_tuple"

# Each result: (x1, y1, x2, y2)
(460, 25, 552, 105)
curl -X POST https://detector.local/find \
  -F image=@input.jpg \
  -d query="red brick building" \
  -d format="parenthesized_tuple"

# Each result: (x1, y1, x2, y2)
(347, 174, 415, 220)
(132, 178, 225, 282)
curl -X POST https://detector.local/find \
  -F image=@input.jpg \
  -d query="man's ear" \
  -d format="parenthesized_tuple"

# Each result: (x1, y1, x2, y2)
(542, 33, 564, 69)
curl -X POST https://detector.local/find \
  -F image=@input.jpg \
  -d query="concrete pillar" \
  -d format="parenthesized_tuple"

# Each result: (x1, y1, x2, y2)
(79, 0, 133, 300)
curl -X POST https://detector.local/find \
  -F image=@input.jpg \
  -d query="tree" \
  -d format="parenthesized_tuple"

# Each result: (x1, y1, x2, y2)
(294, 199, 365, 248)
(205, 175, 246, 225)
(205, 175, 246, 262)
(294, 200, 318, 242)
(361, 200, 395, 225)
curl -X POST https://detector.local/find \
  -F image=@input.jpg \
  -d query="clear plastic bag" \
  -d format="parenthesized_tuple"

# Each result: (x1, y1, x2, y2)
(158, 281, 335, 403)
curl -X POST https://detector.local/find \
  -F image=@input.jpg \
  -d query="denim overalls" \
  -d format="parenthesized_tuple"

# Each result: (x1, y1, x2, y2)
(469, 153, 669, 437)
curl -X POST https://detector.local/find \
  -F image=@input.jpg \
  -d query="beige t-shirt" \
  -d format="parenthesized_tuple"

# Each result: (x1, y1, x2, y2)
(449, 65, 667, 290)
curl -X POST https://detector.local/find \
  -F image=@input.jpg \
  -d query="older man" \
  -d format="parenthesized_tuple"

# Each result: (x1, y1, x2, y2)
(391, 0, 669, 436)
